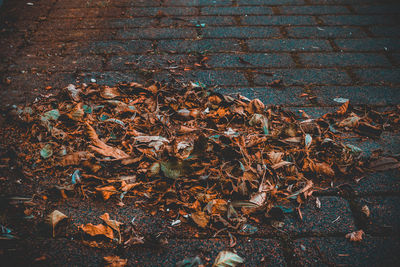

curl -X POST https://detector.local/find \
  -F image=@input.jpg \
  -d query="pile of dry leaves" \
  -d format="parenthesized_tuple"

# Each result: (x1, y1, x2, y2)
(3, 81, 400, 236)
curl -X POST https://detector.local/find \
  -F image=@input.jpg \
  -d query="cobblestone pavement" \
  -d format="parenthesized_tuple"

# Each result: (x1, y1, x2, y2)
(1, 0, 400, 266)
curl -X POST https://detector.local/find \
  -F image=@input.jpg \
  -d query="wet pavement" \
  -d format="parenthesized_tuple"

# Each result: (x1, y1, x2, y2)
(0, 0, 399, 266)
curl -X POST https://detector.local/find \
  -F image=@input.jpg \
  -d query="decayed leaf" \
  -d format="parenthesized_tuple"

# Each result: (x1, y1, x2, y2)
(86, 123, 129, 159)
(205, 199, 228, 214)
(80, 223, 114, 239)
(191, 211, 210, 228)
(213, 251, 244, 267)
(103, 255, 128, 267)
(48, 210, 68, 237)
(345, 230, 364, 242)
(96, 185, 117, 200)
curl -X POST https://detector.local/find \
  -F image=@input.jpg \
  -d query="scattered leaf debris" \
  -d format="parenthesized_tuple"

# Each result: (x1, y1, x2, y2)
(1, 81, 399, 239)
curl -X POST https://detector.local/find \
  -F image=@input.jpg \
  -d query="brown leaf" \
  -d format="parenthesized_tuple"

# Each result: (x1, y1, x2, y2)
(191, 211, 210, 228)
(338, 114, 360, 128)
(101, 86, 120, 99)
(86, 123, 129, 159)
(100, 213, 123, 232)
(205, 199, 227, 214)
(247, 99, 265, 114)
(304, 159, 334, 177)
(67, 103, 84, 121)
(345, 230, 364, 242)
(61, 151, 93, 166)
(48, 210, 68, 237)
(96, 185, 117, 200)
(103, 256, 128, 267)
(336, 100, 349, 115)
(80, 223, 114, 239)
(361, 205, 370, 217)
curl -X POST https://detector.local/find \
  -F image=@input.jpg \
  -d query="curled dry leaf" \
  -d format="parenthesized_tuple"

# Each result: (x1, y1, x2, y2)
(213, 251, 244, 267)
(80, 223, 114, 239)
(48, 210, 68, 237)
(103, 255, 128, 267)
(345, 229, 364, 242)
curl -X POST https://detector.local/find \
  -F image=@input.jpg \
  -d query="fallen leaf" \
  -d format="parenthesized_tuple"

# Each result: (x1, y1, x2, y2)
(96, 185, 117, 200)
(103, 255, 128, 267)
(336, 100, 349, 115)
(86, 123, 129, 159)
(338, 114, 360, 128)
(80, 223, 114, 239)
(48, 210, 68, 237)
(345, 230, 364, 242)
(191, 211, 210, 228)
(361, 205, 370, 217)
(213, 251, 244, 267)
(100, 213, 123, 232)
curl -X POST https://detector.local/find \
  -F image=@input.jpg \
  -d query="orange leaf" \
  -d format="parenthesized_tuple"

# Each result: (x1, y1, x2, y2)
(345, 230, 364, 242)
(96, 185, 117, 200)
(191, 211, 210, 228)
(103, 256, 128, 267)
(79, 223, 114, 239)
(336, 100, 349, 115)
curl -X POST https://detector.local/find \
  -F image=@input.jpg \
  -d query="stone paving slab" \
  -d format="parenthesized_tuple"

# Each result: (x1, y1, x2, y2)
(293, 237, 400, 267)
